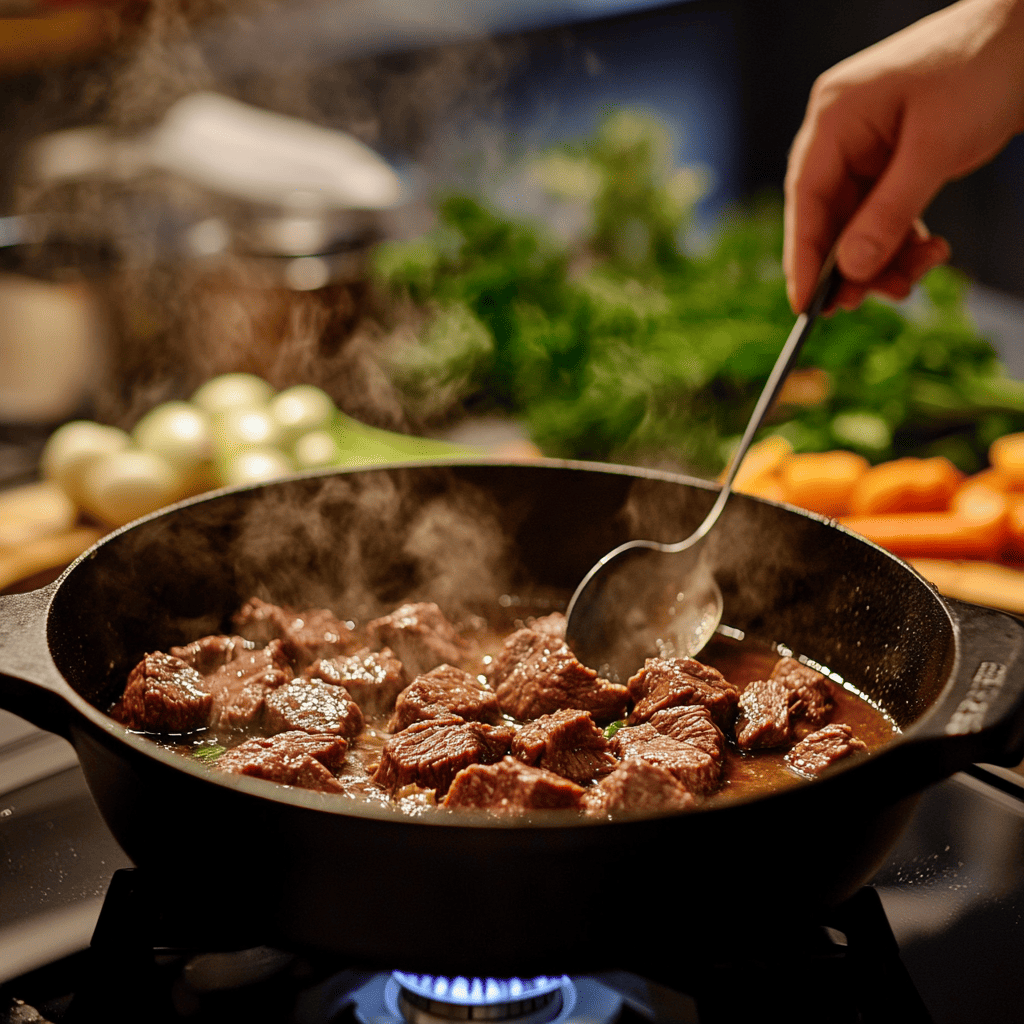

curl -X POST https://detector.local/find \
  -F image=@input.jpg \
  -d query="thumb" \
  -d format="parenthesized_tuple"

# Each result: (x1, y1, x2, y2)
(837, 137, 947, 283)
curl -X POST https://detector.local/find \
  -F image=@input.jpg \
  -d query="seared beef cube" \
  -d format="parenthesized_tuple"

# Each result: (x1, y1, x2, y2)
(282, 607, 361, 666)
(388, 665, 500, 732)
(201, 638, 293, 732)
(771, 657, 835, 733)
(489, 628, 628, 724)
(627, 657, 738, 729)
(304, 648, 407, 717)
(371, 717, 514, 797)
(233, 597, 359, 667)
(231, 596, 285, 645)
(365, 602, 467, 677)
(647, 705, 725, 761)
(170, 635, 253, 674)
(586, 760, 696, 816)
(785, 724, 868, 778)
(263, 679, 364, 738)
(216, 731, 347, 793)
(528, 612, 567, 640)
(112, 653, 212, 733)
(444, 756, 586, 814)
(611, 722, 721, 796)
(511, 709, 617, 783)
(735, 678, 792, 750)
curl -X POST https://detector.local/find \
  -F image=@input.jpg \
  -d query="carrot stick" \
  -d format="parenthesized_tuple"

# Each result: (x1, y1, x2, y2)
(736, 475, 789, 503)
(989, 432, 1024, 485)
(848, 457, 962, 515)
(951, 480, 1012, 522)
(724, 435, 793, 490)
(780, 450, 869, 517)
(839, 508, 1009, 560)
(963, 466, 1019, 493)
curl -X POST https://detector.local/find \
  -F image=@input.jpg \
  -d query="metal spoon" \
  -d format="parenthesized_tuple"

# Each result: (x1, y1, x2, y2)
(565, 253, 843, 682)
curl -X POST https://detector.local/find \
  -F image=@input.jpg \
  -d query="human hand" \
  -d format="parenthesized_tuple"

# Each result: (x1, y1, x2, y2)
(784, 0, 1024, 313)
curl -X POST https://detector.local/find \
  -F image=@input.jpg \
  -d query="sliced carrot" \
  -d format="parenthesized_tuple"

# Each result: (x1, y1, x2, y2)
(839, 508, 1009, 561)
(724, 435, 793, 489)
(951, 480, 1012, 522)
(989, 433, 1024, 485)
(848, 456, 962, 515)
(963, 466, 1019, 493)
(780, 450, 870, 517)
(736, 474, 789, 503)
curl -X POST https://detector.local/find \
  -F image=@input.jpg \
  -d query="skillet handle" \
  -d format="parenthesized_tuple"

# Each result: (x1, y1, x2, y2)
(0, 583, 73, 738)
(908, 598, 1024, 772)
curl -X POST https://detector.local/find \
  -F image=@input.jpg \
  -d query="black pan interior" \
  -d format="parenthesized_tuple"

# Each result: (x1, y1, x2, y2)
(45, 462, 955, 730)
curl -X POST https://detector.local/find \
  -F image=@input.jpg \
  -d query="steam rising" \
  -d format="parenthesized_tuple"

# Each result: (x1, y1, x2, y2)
(227, 469, 513, 624)
(14, 0, 520, 426)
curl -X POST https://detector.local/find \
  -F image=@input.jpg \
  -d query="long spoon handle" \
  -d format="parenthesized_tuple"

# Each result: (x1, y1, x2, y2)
(668, 251, 843, 553)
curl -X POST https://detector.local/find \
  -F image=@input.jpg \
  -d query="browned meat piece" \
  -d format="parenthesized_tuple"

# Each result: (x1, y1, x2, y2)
(365, 602, 467, 677)
(216, 731, 347, 793)
(304, 648, 407, 717)
(785, 724, 868, 778)
(735, 677, 792, 750)
(200, 638, 294, 732)
(611, 722, 721, 796)
(170, 635, 254, 674)
(231, 596, 286, 644)
(647, 705, 726, 761)
(233, 597, 359, 667)
(627, 657, 739, 729)
(371, 717, 514, 797)
(388, 665, 501, 732)
(586, 759, 696, 816)
(528, 612, 567, 640)
(444, 756, 586, 814)
(511, 709, 617, 783)
(263, 679, 364, 738)
(770, 656, 835, 734)
(488, 628, 628, 724)
(112, 653, 212, 733)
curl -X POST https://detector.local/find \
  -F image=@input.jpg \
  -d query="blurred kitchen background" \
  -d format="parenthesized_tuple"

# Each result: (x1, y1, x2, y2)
(2, 0, 1024, 558)
(2, 0, 1022, 430)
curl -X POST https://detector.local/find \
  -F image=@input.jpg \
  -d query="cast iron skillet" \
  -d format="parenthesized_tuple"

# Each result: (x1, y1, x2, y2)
(2, 459, 1024, 977)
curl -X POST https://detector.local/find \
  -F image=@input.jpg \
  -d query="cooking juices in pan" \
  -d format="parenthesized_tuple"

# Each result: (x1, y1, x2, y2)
(109, 595, 898, 816)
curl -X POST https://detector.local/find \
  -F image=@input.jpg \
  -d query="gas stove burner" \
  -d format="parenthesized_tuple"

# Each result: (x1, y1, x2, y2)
(386, 973, 574, 1024)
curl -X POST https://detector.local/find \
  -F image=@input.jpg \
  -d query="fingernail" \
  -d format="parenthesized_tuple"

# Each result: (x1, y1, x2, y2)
(839, 235, 884, 282)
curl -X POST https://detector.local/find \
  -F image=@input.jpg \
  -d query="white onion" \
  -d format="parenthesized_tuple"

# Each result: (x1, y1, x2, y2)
(293, 429, 339, 469)
(132, 401, 216, 495)
(212, 406, 283, 458)
(191, 373, 275, 416)
(219, 447, 294, 486)
(270, 385, 336, 443)
(40, 420, 132, 505)
(79, 449, 183, 527)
